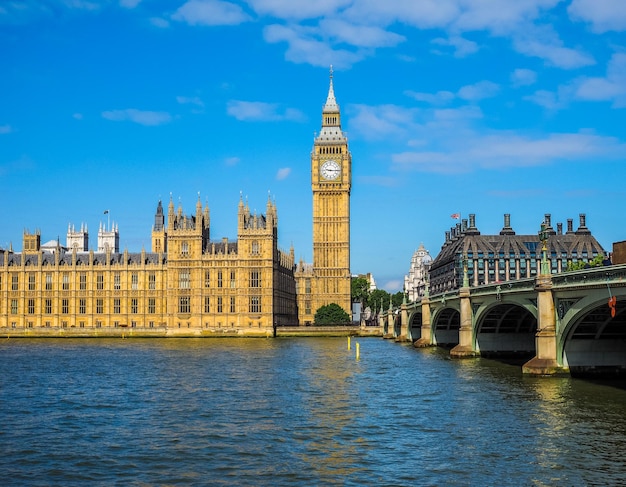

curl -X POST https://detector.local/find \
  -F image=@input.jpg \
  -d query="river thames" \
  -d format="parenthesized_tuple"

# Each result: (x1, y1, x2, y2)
(1, 337, 625, 486)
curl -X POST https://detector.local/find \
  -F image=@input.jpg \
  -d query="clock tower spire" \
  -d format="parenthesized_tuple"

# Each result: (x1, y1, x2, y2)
(298, 66, 352, 323)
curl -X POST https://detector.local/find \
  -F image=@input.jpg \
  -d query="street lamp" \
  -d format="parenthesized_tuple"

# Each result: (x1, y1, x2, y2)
(462, 252, 469, 287)
(538, 222, 550, 275)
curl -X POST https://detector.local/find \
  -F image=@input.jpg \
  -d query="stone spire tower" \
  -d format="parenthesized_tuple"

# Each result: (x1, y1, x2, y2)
(307, 66, 352, 320)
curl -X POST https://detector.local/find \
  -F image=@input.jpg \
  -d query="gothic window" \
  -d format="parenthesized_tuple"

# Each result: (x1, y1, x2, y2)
(45, 299, 52, 314)
(230, 296, 235, 313)
(217, 296, 223, 313)
(149, 273, 156, 290)
(28, 299, 35, 314)
(251, 241, 259, 255)
(217, 271, 223, 288)
(97, 273, 104, 290)
(114, 299, 121, 314)
(250, 270, 260, 288)
(131, 273, 138, 290)
(230, 271, 236, 289)
(204, 271, 210, 288)
(178, 296, 190, 314)
(96, 299, 103, 314)
(131, 298, 138, 314)
(62, 299, 69, 314)
(179, 270, 190, 289)
(148, 298, 156, 314)
(79, 299, 86, 314)
(11, 299, 18, 314)
(28, 273, 35, 290)
(12, 274, 18, 291)
(80, 273, 87, 290)
(181, 241, 189, 256)
(249, 296, 261, 313)
(204, 296, 210, 313)
(114, 273, 121, 290)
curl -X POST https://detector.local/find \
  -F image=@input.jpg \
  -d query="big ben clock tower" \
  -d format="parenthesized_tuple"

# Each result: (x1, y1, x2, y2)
(310, 66, 352, 318)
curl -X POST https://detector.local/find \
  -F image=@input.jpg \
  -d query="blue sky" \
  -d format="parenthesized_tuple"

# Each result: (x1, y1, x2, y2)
(1, 0, 625, 292)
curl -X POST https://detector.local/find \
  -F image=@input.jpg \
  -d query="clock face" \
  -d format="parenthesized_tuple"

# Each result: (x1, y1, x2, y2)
(320, 160, 341, 180)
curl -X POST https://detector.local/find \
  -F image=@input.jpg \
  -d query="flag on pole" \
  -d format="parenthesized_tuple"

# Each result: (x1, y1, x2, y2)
(451, 213, 460, 219)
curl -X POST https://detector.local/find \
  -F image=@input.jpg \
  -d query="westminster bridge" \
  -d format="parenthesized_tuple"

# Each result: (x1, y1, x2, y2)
(380, 264, 626, 376)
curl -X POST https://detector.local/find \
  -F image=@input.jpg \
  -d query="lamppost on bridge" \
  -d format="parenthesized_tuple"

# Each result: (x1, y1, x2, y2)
(462, 252, 469, 288)
(538, 221, 550, 275)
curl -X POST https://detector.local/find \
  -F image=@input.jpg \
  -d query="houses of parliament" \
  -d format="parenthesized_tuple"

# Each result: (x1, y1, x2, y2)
(0, 71, 353, 336)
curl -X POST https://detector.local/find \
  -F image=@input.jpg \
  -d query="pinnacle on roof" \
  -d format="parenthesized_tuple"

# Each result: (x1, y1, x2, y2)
(323, 65, 339, 113)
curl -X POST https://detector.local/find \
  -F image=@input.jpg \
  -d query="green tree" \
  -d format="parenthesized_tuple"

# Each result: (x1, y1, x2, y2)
(369, 289, 391, 312)
(566, 254, 606, 271)
(391, 291, 405, 308)
(314, 303, 351, 325)
(351, 277, 370, 306)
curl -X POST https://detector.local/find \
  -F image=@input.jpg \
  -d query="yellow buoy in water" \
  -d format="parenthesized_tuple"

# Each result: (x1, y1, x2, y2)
(356, 342, 360, 360)
(347, 336, 351, 350)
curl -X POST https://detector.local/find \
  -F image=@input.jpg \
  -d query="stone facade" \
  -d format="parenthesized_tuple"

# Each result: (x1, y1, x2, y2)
(0, 196, 297, 335)
(428, 213, 606, 295)
(404, 243, 432, 302)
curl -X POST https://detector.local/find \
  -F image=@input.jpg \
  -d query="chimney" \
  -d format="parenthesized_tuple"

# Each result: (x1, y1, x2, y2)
(466, 213, 480, 235)
(500, 213, 515, 235)
(567, 219, 574, 234)
(544, 213, 556, 235)
(576, 213, 590, 235)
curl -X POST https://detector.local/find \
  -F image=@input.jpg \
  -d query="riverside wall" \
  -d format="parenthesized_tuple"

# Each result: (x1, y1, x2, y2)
(0, 325, 384, 339)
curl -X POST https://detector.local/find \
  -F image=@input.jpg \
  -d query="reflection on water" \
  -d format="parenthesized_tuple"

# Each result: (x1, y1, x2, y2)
(1, 338, 625, 486)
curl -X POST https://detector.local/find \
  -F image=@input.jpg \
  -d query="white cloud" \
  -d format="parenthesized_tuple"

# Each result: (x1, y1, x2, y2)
(319, 18, 405, 48)
(263, 24, 364, 68)
(226, 100, 305, 122)
(150, 17, 169, 28)
(574, 53, 626, 107)
(102, 109, 172, 126)
(348, 104, 420, 140)
(172, 0, 252, 26)
(119, 0, 141, 8)
(0, 124, 13, 134)
(342, 0, 460, 29)
(276, 167, 291, 180)
(404, 90, 455, 105)
(62, 0, 101, 11)
(177, 95, 205, 113)
(452, 0, 561, 35)
(568, 0, 626, 33)
(512, 24, 595, 69)
(392, 132, 625, 173)
(248, 0, 351, 20)
(511, 68, 537, 87)
(457, 80, 500, 101)
(225, 156, 240, 166)
(72, 113, 83, 120)
(431, 35, 479, 57)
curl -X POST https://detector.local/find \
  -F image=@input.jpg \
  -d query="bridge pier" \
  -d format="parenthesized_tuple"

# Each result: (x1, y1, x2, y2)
(522, 275, 567, 375)
(396, 299, 410, 342)
(414, 297, 433, 348)
(450, 287, 478, 358)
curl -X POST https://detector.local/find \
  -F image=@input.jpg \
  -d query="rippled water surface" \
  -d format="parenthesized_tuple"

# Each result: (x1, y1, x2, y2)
(1, 337, 626, 486)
